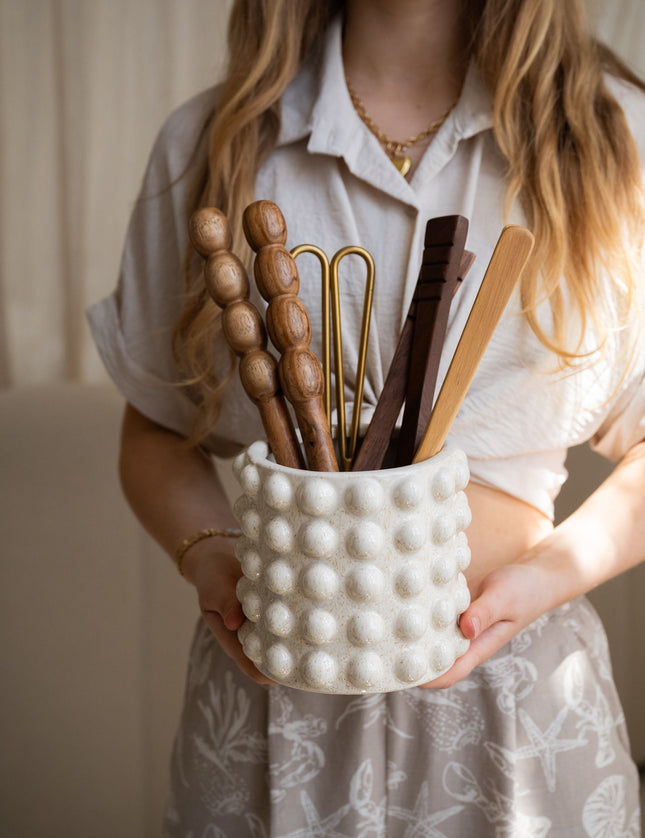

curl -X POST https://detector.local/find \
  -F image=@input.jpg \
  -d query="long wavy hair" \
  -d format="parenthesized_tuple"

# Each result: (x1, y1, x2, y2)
(173, 0, 645, 441)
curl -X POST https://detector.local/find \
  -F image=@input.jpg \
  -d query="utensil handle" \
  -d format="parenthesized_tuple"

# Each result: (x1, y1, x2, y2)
(351, 320, 413, 471)
(188, 207, 305, 470)
(238, 351, 305, 469)
(413, 225, 534, 463)
(243, 200, 339, 472)
(352, 233, 474, 472)
(395, 215, 468, 466)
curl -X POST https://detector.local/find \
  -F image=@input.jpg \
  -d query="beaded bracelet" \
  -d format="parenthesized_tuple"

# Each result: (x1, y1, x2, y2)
(174, 527, 241, 577)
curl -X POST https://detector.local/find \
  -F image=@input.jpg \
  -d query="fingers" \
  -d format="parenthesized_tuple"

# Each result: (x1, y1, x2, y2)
(459, 570, 515, 640)
(203, 610, 275, 686)
(419, 564, 548, 689)
(421, 619, 514, 689)
(191, 549, 274, 685)
(194, 551, 243, 624)
(458, 562, 546, 641)
(222, 599, 245, 632)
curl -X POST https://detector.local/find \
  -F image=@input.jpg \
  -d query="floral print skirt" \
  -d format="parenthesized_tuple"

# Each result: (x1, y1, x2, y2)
(162, 597, 640, 837)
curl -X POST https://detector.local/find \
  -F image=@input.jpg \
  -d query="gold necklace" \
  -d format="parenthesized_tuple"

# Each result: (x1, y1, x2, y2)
(345, 77, 458, 177)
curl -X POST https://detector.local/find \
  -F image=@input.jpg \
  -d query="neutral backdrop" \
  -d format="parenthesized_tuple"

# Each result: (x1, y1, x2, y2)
(1, 2, 644, 836)
(1, 0, 644, 386)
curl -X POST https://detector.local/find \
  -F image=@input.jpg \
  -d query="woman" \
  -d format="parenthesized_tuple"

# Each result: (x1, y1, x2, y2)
(88, 0, 644, 834)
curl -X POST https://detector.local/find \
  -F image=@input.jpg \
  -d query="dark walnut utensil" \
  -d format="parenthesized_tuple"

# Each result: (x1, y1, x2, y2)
(413, 224, 534, 463)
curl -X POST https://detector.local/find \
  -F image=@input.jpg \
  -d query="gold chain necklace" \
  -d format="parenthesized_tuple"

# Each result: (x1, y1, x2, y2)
(345, 76, 458, 177)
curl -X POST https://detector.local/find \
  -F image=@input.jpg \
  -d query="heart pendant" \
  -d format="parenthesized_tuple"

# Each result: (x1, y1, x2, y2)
(391, 154, 411, 177)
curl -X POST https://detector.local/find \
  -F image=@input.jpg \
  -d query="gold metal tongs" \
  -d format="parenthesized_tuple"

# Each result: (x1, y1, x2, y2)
(292, 244, 375, 471)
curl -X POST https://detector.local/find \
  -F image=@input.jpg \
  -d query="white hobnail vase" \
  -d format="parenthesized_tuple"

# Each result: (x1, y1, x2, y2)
(233, 441, 472, 694)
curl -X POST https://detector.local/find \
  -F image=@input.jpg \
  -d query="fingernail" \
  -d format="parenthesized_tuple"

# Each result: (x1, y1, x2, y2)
(470, 616, 480, 639)
(223, 607, 242, 631)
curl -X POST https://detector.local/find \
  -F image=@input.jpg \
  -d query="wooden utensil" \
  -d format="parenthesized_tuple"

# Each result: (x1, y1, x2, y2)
(413, 224, 534, 463)
(188, 207, 305, 470)
(291, 244, 332, 423)
(395, 215, 468, 466)
(243, 200, 339, 472)
(351, 242, 474, 473)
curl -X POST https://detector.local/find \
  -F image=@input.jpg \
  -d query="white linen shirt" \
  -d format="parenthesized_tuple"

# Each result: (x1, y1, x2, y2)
(87, 17, 645, 519)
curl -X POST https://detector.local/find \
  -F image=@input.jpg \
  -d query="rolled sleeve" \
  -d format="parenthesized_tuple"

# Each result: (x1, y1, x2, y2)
(87, 294, 200, 440)
(590, 369, 645, 461)
(85, 87, 246, 457)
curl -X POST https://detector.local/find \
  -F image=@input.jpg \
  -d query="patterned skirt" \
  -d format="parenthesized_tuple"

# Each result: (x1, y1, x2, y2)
(162, 597, 641, 837)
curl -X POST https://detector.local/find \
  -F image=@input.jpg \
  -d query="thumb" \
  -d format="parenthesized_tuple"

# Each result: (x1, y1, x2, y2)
(458, 574, 512, 641)
(216, 571, 245, 631)
(194, 554, 244, 631)
(222, 601, 245, 632)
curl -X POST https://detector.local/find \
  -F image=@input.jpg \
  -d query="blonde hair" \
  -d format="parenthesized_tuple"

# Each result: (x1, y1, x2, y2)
(173, 0, 644, 440)
(470, 0, 644, 360)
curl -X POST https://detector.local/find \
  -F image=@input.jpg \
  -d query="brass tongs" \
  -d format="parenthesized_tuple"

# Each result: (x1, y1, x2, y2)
(292, 244, 375, 471)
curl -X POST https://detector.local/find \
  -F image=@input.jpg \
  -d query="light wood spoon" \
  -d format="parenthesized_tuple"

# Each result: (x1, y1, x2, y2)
(413, 225, 534, 463)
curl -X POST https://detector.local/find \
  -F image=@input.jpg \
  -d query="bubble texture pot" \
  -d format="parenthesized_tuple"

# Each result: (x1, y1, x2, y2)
(233, 441, 472, 693)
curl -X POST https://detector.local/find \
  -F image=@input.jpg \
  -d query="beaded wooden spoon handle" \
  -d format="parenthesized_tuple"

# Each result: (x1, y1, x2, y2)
(413, 225, 534, 463)
(188, 207, 305, 469)
(243, 200, 338, 472)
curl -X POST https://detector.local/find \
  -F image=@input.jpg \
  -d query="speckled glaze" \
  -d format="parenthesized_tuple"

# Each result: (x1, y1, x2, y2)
(233, 441, 472, 694)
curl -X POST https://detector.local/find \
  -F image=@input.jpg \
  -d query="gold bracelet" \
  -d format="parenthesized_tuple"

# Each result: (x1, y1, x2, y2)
(174, 527, 241, 577)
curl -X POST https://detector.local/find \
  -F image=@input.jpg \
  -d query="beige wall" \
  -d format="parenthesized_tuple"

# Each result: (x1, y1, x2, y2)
(0, 385, 195, 837)
(555, 444, 645, 770)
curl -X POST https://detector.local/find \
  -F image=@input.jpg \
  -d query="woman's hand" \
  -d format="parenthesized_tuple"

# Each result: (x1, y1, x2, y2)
(419, 559, 553, 689)
(420, 439, 645, 690)
(182, 540, 275, 686)
(119, 404, 275, 686)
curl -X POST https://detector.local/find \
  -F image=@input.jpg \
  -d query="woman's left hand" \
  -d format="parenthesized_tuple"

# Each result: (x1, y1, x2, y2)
(418, 559, 554, 689)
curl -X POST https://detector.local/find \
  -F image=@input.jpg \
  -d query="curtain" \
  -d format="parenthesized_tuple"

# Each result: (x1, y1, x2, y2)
(0, 0, 643, 388)
(0, 0, 232, 386)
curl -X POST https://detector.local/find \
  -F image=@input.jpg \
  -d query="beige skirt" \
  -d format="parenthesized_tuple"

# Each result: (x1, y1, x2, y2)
(162, 597, 640, 837)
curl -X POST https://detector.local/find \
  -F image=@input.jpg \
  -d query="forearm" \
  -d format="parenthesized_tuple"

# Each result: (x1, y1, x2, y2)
(522, 439, 645, 607)
(119, 403, 271, 682)
(429, 439, 645, 688)
(119, 403, 238, 564)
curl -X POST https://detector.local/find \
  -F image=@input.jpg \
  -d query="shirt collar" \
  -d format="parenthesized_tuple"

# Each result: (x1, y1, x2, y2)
(277, 16, 494, 201)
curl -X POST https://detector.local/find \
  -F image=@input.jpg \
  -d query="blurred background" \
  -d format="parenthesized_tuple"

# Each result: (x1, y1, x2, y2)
(1, 1, 644, 835)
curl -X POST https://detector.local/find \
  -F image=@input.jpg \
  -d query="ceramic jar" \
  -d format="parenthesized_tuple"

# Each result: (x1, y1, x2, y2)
(233, 440, 472, 694)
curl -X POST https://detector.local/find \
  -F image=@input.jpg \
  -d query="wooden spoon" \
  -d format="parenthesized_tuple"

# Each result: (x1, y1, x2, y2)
(413, 225, 534, 463)
(188, 207, 305, 470)
(243, 200, 339, 472)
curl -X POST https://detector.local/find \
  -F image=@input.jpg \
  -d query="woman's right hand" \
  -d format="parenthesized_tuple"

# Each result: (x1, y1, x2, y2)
(181, 539, 275, 685)
(118, 404, 273, 684)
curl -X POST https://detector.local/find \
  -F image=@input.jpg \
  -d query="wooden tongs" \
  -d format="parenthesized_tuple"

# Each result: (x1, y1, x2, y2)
(413, 225, 534, 462)
(352, 216, 473, 471)
(353, 219, 534, 470)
